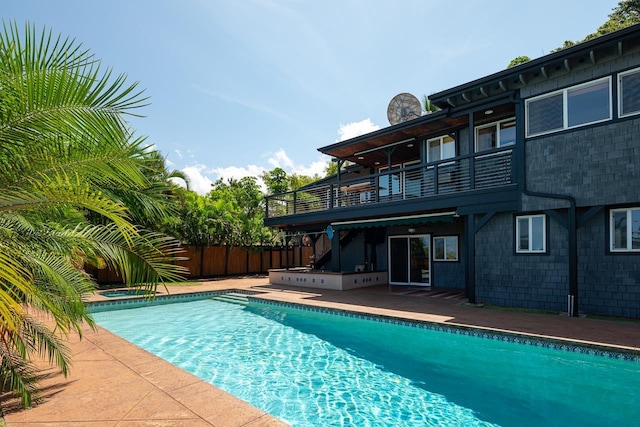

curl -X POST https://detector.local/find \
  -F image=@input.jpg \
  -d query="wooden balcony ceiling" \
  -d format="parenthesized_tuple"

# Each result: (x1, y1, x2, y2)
(319, 103, 513, 169)
(320, 115, 465, 168)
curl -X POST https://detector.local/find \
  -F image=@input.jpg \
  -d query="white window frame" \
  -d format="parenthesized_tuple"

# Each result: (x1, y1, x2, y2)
(618, 67, 640, 118)
(525, 76, 612, 138)
(433, 236, 458, 261)
(610, 207, 640, 252)
(426, 135, 456, 163)
(474, 118, 516, 152)
(516, 214, 546, 254)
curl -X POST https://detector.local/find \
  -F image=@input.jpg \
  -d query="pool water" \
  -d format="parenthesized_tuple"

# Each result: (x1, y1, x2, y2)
(92, 297, 640, 426)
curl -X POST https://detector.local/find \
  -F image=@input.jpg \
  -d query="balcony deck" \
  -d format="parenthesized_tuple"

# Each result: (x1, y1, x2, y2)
(266, 147, 517, 224)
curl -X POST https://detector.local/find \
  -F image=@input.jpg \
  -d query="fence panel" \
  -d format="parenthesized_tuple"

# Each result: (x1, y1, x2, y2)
(203, 246, 226, 276)
(91, 245, 314, 284)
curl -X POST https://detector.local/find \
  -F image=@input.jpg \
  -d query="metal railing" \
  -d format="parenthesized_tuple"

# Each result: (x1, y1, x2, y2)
(266, 147, 514, 218)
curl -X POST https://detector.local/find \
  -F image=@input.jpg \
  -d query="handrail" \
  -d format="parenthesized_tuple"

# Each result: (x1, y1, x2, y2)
(265, 147, 515, 218)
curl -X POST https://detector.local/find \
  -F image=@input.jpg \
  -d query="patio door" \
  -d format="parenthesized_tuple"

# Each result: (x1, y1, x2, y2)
(388, 235, 431, 286)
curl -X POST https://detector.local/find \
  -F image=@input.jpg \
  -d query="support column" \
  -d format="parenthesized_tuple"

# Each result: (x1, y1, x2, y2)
(465, 214, 476, 304)
(331, 231, 341, 272)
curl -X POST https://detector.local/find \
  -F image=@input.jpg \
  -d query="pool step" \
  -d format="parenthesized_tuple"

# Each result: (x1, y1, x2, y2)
(211, 293, 250, 306)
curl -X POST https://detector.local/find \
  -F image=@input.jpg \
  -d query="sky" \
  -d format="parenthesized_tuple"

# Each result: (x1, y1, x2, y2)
(5, 0, 619, 194)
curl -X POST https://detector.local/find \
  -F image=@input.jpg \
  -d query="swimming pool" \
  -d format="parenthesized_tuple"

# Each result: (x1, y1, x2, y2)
(91, 294, 640, 426)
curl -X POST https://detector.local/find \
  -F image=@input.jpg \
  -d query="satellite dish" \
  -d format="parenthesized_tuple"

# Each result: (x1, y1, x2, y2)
(387, 93, 422, 125)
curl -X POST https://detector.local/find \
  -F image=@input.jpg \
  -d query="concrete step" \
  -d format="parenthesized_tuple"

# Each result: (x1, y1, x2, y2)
(211, 293, 249, 305)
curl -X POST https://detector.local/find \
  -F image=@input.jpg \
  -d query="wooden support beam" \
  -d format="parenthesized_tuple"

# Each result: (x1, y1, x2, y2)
(479, 86, 489, 98)
(540, 66, 548, 79)
(563, 58, 571, 72)
(619, 41, 624, 56)
(446, 97, 456, 107)
(589, 50, 596, 64)
(498, 80, 508, 92)
(461, 92, 471, 102)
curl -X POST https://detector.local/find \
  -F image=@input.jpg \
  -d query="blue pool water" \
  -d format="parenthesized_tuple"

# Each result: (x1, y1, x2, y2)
(92, 297, 640, 426)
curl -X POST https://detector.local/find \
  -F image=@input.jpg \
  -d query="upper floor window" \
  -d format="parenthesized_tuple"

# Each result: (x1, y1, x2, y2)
(475, 118, 515, 152)
(516, 214, 546, 254)
(619, 67, 640, 117)
(426, 135, 455, 162)
(610, 207, 640, 252)
(526, 77, 612, 137)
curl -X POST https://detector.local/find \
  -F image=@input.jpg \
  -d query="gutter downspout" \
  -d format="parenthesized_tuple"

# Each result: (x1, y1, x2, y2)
(516, 98, 579, 317)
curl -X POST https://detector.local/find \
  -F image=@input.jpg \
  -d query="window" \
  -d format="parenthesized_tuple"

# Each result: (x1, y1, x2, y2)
(474, 118, 516, 152)
(610, 207, 640, 252)
(526, 77, 612, 137)
(378, 165, 402, 198)
(426, 135, 455, 162)
(619, 67, 640, 117)
(516, 214, 546, 253)
(433, 236, 458, 261)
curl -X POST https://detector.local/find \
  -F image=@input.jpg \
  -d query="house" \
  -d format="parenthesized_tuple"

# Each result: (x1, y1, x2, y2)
(264, 24, 640, 319)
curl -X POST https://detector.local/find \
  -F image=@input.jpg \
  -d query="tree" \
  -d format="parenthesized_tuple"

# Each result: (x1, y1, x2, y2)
(261, 167, 289, 195)
(261, 167, 320, 195)
(209, 177, 271, 247)
(507, 55, 531, 68)
(587, 0, 640, 39)
(0, 21, 186, 407)
(553, 1, 640, 51)
(324, 160, 339, 177)
(510, 2, 640, 61)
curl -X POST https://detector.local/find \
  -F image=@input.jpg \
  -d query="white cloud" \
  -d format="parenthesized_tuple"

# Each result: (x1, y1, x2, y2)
(266, 149, 295, 170)
(182, 165, 214, 194)
(266, 149, 330, 178)
(176, 119, 380, 195)
(292, 158, 329, 177)
(336, 118, 379, 142)
(174, 149, 183, 159)
(179, 150, 332, 195)
(210, 164, 267, 182)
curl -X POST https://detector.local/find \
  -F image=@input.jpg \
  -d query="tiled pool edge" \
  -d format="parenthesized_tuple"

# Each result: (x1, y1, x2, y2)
(87, 290, 640, 363)
(248, 298, 640, 362)
(87, 289, 258, 312)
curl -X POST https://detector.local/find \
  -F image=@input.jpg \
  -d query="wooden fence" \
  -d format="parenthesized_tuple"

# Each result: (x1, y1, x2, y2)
(89, 245, 314, 284)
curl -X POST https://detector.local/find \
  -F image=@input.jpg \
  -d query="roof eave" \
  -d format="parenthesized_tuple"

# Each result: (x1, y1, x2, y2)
(429, 23, 640, 109)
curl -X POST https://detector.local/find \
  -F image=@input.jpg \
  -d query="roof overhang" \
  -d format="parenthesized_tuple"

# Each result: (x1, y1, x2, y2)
(318, 112, 466, 168)
(429, 23, 640, 110)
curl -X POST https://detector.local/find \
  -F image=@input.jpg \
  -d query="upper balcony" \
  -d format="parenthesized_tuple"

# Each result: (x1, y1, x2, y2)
(265, 145, 517, 224)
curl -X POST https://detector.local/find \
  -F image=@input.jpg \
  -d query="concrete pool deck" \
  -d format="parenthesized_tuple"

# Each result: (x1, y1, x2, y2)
(2, 275, 639, 426)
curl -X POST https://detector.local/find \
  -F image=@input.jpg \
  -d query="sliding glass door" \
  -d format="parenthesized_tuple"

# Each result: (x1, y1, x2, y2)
(388, 235, 431, 286)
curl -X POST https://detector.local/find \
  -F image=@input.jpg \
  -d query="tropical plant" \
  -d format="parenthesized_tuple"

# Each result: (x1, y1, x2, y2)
(422, 95, 440, 113)
(507, 55, 531, 68)
(0, 21, 186, 407)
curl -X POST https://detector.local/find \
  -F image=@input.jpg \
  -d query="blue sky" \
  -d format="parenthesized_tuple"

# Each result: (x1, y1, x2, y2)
(5, 1, 618, 193)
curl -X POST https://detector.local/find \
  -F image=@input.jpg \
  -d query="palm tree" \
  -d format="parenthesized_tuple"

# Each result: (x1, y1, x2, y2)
(0, 21, 187, 407)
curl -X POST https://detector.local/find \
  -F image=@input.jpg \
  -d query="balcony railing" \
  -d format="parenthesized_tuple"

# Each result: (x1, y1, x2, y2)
(266, 147, 514, 218)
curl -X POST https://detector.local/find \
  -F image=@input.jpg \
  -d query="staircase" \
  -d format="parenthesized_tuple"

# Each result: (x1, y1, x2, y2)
(313, 230, 359, 269)
(211, 292, 250, 306)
